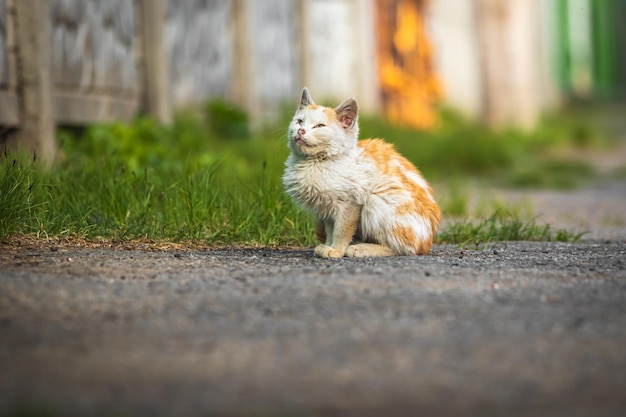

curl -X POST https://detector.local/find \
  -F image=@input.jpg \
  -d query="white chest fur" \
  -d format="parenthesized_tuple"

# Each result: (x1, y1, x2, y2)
(283, 152, 373, 219)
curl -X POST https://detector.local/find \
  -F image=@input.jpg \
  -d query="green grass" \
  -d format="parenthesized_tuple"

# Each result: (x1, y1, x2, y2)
(0, 155, 41, 239)
(437, 211, 586, 248)
(0, 103, 603, 246)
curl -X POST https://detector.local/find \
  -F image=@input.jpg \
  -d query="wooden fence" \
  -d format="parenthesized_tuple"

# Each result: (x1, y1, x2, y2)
(0, 0, 383, 165)
(0, 0, 452, 166)
(0, 0, 171, 164)
(4, 0, 618, 166)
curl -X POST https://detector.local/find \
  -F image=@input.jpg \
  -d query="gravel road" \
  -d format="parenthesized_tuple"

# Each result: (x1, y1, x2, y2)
(1, 239, 625, 417)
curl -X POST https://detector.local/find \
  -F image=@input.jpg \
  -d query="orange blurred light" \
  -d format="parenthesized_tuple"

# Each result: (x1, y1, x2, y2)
(376, 0, 443, 129)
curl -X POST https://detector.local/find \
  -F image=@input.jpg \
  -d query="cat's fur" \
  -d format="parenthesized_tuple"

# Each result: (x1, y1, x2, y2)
(283, 87, 440, 258)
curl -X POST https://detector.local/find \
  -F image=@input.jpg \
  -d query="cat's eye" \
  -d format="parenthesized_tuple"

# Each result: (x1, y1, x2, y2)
(312, 123, 325, 129)
(296, 119, 303, 124)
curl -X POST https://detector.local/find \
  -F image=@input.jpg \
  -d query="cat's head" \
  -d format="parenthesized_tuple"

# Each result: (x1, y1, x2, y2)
(288, 87, 359, 158)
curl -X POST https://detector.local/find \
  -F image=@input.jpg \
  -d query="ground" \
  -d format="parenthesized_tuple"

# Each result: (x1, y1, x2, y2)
(1, 213, 626, 417)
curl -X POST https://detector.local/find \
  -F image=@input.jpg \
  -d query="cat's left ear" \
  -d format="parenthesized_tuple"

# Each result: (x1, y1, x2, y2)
(335, 98, 359, 130)
(299, 87, 315, 110)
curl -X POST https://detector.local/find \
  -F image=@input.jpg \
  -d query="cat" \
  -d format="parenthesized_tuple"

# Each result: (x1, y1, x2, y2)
(282, 87, 441, 258)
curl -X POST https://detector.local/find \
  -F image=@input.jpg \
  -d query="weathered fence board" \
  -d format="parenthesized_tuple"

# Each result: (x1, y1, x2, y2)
(50, 0, 139, 124)
(305, 0, 360, 102)
(166, 0, 233, 105)
(248, 0, 299, 106)
(0, 0, 18, 126)
(300, 0, 378, 112)
(1, 0, 381, 130)
(0, 0, 7, 87)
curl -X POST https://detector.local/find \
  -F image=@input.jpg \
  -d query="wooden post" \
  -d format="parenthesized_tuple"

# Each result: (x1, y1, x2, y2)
(477, 0, 540, 128)
(137, 0, 172, 124)
(230, 0, 255, 117)
(6, 0, 56, 165)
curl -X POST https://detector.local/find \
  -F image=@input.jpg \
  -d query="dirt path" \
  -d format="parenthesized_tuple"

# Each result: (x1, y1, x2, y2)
(1, 239, 625, 417)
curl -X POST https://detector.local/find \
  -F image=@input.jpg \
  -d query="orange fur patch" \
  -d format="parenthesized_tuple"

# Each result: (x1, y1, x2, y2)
(396, 202, 414, 216)
(415, 239, 433, 255)
(391, 225, 432, 254)
(392, 225, 416, 246)
(323, 107, 338, 122)
(360, 138, 441, 237)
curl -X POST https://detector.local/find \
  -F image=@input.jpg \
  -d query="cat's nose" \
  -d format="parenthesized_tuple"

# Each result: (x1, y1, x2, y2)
(297, 128, 305, 136)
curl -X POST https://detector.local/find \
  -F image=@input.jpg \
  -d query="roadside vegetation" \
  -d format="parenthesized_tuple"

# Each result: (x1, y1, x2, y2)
(1, 102, 608, 247)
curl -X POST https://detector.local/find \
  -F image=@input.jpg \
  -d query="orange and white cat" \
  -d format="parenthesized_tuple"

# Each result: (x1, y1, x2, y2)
(283, 87, 440, 258)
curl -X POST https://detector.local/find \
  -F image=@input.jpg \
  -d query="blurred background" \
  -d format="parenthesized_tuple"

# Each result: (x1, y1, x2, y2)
(1, 0, 626, 245)
(1, 0, 625, 162)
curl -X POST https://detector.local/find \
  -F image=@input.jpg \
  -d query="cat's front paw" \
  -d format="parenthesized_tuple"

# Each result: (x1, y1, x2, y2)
(314, 244, 345, 259)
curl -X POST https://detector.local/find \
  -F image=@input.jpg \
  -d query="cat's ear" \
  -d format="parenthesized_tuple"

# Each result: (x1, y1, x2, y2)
(335, 97, 359, 130)
(299, 87, 315, 109)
